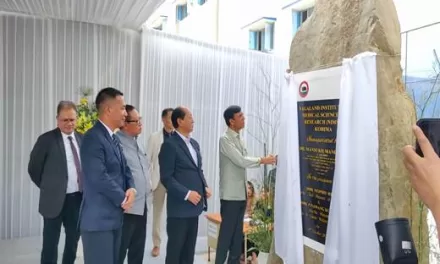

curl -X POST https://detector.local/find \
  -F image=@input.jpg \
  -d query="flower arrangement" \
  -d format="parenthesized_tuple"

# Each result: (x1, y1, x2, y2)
(76, 90, 98, 134)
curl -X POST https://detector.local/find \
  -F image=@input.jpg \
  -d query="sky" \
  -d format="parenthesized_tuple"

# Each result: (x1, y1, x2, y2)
(394, 0, 440, 77)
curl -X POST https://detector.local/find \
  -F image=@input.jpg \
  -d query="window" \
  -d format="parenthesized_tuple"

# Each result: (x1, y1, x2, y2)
(176, 4, 188, 22)
(198, 0, 207, 5)
(292, 7, 314, 34)
(249, 23, 275, 52)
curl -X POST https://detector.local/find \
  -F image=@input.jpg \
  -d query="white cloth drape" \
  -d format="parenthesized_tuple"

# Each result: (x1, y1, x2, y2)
(323, 52, 379, 264)
(274, 73, 304, 264)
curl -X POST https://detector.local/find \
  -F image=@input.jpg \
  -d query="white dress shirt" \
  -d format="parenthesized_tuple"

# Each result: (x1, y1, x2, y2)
(175, 131, 198, 200)
(61, 132, 80, 194)
(176, 131, 198, 165)
(99, 120, 114, 137)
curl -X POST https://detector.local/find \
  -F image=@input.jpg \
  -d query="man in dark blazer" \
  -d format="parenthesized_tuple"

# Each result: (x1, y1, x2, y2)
(79, 87, 136, 264)
(28, 100, 83, 264)
(159, 106, 212, 264)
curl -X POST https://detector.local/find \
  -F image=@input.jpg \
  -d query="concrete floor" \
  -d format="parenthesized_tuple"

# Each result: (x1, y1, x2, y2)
(0, 234, 211, 264)
(0, 210, 211, 264)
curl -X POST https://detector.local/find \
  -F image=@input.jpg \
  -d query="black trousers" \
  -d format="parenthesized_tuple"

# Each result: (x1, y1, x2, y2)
(215, 200, 247, 264)
(165, 216, 199, 264)
(41, 192, 82, 264)
(118, 205, 147, 264)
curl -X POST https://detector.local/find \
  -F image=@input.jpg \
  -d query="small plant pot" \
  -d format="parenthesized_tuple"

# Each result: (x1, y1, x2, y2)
(258, 252, 269, 264)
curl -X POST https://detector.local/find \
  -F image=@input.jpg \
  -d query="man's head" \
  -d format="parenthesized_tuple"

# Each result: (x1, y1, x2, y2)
(171, 106, 194, 134)
(121, 105, 142, 137)
(56, 101, 77, 134)
(223, 105, 245, 131)
(161, 108, 174, 130)
(95, 87, 127, 130)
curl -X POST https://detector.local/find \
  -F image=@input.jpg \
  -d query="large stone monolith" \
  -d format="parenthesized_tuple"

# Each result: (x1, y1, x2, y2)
(282, 0, 429, 263)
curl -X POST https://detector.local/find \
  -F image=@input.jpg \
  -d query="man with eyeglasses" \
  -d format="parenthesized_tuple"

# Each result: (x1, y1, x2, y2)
(116, 105, 151, 264)
(28, 100, 82, 264)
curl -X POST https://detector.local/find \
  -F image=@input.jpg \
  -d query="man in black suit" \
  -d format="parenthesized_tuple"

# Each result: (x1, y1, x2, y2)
(28, 101, 83, 264)
(159, 106, 212, 264)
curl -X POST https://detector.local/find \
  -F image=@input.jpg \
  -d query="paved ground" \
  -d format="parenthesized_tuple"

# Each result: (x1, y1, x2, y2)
(0, 210, 212, 264)
(0, 233, 212, 264)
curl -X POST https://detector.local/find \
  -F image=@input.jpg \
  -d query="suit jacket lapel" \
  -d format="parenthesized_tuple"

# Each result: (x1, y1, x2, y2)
(74, 132, 82, 148)
(55, 129, 68, 178)
(191, 140, 202, 169)
(96, 122, 122, 162)
(55, 128, 67, 161)
(174, 135, 197, 168)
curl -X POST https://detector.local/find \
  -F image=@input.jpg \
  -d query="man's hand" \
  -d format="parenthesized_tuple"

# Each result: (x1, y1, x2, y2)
(122, 188, 136, 211)
(260, 155, 276, 165)
(403, 125, 440, 215)
(188, 191, 202, 205)
(205, 187, 212, 199)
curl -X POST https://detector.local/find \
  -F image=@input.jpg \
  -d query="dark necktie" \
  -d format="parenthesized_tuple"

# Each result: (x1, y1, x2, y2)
(112, 134, 123, 158)
(67, 136, 82, 191)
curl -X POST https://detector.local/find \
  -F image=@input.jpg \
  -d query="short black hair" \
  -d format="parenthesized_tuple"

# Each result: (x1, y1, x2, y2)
(223, 105, 241, 126)
(95, 87, 123, 112)
(125, 105, 136, 121)
(171, 107, 186, 129)
(56, 100, 77, 116)
(161, 108, 173, 118)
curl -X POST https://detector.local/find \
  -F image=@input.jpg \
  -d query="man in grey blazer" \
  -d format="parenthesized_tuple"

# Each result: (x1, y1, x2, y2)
(146, 107, 174, 257)
(28, 101, 83, 264)
(215, 105, 276, 264)
(117, 105, 151, 264)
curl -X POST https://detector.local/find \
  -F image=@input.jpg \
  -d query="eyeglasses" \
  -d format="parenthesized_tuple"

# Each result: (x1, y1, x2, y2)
(126, 118, 142, 125)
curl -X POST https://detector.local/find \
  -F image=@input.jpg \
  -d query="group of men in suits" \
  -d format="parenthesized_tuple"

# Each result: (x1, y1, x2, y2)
(28, 86, 275, 264)
(29, 88, 143, 264)
(28, 87, 212, 264)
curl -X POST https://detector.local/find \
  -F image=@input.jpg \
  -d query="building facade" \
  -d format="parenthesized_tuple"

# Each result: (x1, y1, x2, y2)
(145, 0, 315, 58)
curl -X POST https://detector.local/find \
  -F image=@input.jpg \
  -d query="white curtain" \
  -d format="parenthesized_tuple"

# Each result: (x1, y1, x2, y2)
(324, 52, 379, 264)
(139, 28, 288, 240)
(0, 14, 141, 239)
(274, 73, 304, 264)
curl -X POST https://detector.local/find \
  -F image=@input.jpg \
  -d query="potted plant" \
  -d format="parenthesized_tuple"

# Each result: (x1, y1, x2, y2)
(247, 181, 275, 263)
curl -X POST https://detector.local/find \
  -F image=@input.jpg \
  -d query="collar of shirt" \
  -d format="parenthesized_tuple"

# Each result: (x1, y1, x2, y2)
(175, 130, 191, 144)
(99, 120, 114, 137)
(117, 130, 136, 141)
(226, 127, 240, 139)
(61, 131, 75, 140)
